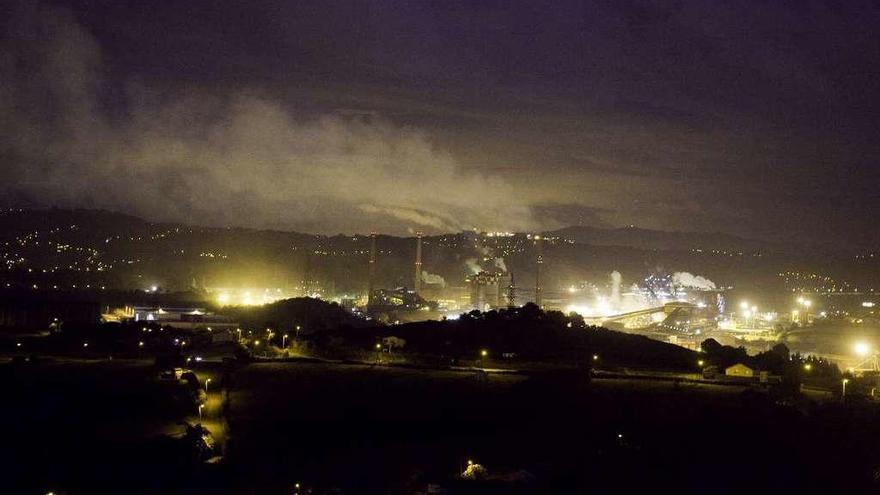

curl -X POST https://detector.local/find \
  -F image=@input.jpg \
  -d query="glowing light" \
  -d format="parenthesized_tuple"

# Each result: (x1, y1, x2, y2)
(217, 293, 230, 305)
(862, 301, 875, 308)
(480, 349, 488, 357)
(854, 342, 871, 357)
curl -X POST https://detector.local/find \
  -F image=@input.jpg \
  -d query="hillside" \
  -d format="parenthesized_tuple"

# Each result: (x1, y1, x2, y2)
(225, 297, 372, 333)
(551, 225, 787, 254)
(318, 304, 699, 371)
(1, 208, 874, 302)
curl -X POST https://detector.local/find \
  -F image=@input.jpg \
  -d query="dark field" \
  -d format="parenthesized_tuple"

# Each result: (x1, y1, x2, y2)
(3, 359, 880, 494)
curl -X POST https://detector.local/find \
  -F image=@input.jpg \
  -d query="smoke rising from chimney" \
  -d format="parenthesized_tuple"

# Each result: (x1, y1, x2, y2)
(421, 271, 446, 287)
(672, 272, 717, 290)
(493, 257, 507, 273)
(610, 270, 622, 306)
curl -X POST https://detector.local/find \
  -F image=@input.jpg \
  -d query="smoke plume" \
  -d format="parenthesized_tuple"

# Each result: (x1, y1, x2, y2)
(493, 257, 507, 273)
(0, 2, 538, 235)
(420, 270, 446, 287)
(610, 270, 622, 305)
(465, 258, 482, 274)
(672, 272, 717, 291)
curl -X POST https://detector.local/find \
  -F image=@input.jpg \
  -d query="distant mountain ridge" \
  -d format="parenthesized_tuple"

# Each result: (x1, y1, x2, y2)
(3, 208, 786, 252)
(0, 207, 872, 296)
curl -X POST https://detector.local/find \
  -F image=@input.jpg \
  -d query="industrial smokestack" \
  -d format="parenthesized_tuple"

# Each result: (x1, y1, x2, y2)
(368, 232, 377, 306)
(507, 272, 517, 309)
(535, 235, 543, 308)
(414, 231, 423, 294)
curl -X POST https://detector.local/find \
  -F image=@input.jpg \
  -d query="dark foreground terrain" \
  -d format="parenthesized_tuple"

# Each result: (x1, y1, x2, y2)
(2, 358, 880, 494)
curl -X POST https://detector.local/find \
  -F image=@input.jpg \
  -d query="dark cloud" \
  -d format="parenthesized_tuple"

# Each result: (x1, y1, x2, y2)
(0, 1, 540, 235)
(2, 1, 880, 243)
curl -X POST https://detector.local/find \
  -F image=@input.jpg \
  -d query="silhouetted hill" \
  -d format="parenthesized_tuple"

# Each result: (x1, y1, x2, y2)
(552, 225, 786, 254)
(320, 304, 698, 371)
(225, 297, 371, 333)
(1, 208, 875, 304)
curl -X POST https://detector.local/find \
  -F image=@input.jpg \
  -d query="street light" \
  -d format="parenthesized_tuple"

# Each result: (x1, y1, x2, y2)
(375, 343, 382, 364)
(697, 360, 705, 367)
(282, 334, 289, 348)
(480, 349, 488, 368)
(198, 404, 204, 421)
(205, 378, 211, 392)
(842, 378, 850, 398)
(804, 363, 812, 371)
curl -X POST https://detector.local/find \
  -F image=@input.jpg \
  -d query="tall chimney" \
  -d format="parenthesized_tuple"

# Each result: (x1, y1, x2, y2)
(414, 231, 423, 294)
(368, 232, 377, 306)
(507, 272, 517, 309)
(535, 235, 543, 308)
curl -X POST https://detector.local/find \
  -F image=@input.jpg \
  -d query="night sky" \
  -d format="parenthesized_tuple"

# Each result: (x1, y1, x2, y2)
(2, 0, 879, 244)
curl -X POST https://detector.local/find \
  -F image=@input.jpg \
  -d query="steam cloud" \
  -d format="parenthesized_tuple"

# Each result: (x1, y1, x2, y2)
(610, 270, 622, 305)
(672, 272, 717, 291)
(493, 258, 507, 273)
(465, 258, 482, 275)
(420, 270, 446, 287)
(0, 2, 538, 235)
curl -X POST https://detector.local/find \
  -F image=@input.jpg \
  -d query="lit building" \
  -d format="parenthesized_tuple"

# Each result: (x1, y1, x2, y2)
(130, 306, 238, 330)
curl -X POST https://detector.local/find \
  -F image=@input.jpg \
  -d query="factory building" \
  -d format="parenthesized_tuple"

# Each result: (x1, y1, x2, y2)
(467, 271, 513, 311)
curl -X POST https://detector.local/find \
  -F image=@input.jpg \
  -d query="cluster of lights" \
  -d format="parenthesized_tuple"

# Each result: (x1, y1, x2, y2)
(778, 271, 862, 293)
(690, 248, 763, 257)
(214, 288, 287, 307)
